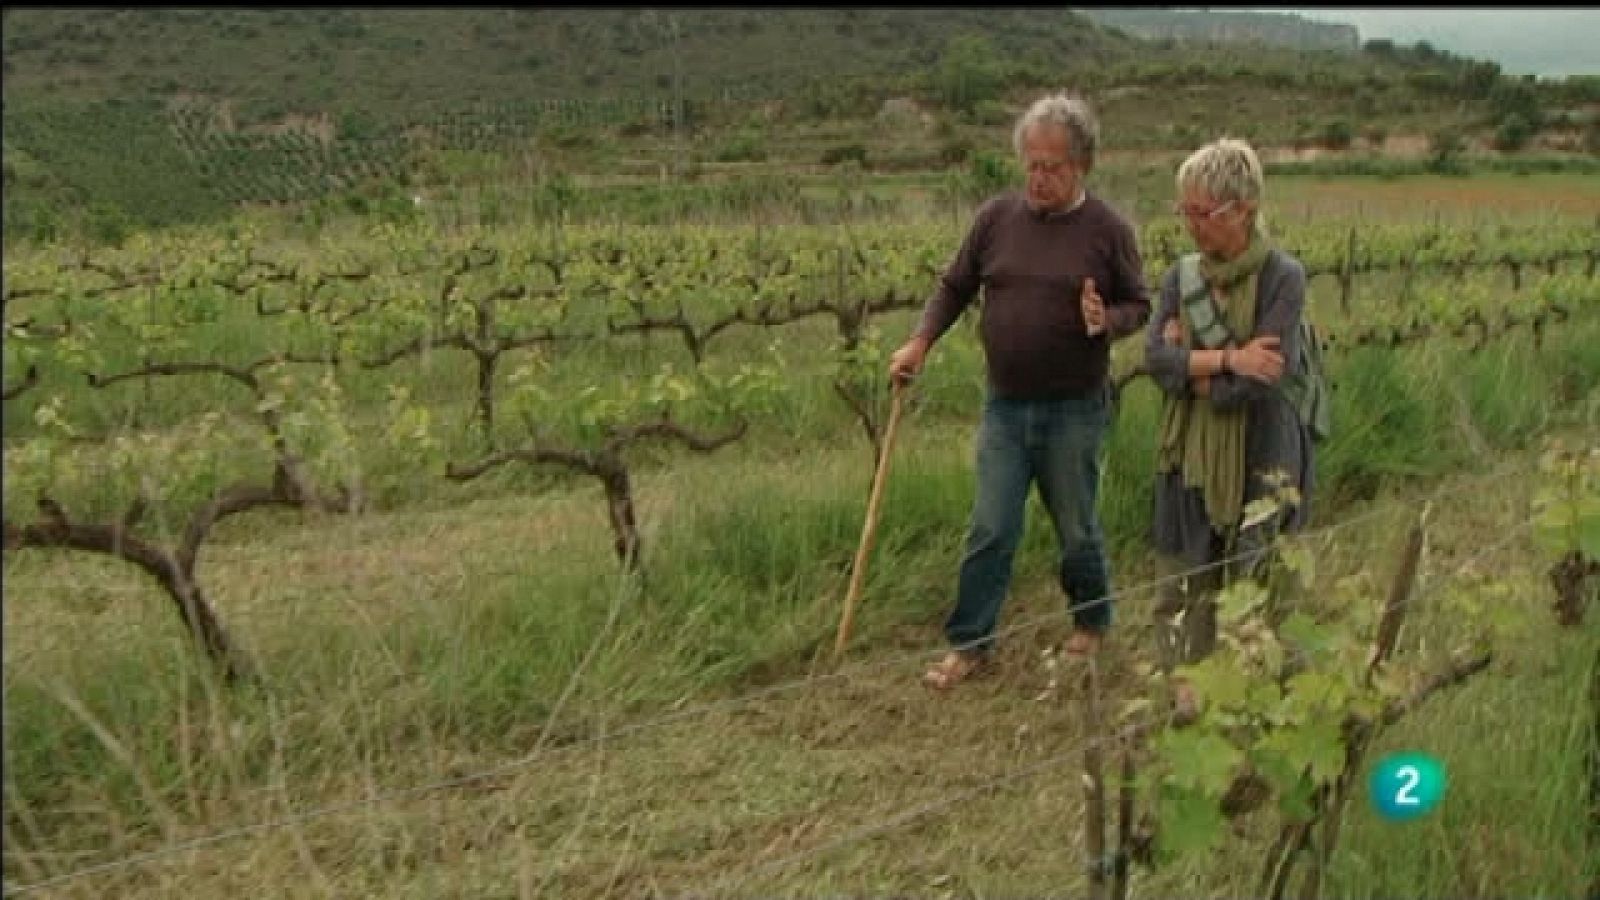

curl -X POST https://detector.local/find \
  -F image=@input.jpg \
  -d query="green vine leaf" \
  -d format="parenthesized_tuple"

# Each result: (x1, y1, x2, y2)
(1251, 747, 1317, 822)
(1260, 718, 1345, 787)
(1278, 612, 1334, 662)
(1155, 783, 1226, 863)
(1178, 655, 1253, 715)
(1275, 538, 1316, 585)
(1156, 729, 1244, 796)
(1217, 579, 1271, 626)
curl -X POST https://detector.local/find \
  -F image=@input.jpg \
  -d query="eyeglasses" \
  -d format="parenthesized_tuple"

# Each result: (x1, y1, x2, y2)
(1026, 158, 1073, 176)
(1173, 200, 1236, 221)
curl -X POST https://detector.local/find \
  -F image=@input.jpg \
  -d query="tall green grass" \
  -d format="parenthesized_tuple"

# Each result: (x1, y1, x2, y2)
(1329, 630, 1597, 898)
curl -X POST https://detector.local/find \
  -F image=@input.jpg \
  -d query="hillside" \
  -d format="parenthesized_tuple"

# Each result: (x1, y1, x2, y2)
(1079, 8, 1360, 53)
(4, 8, 1594, 245)
(0, 8, 1132, 130)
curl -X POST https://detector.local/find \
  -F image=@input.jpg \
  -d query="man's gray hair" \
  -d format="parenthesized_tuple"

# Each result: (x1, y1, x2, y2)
(1176, 138, 1265, 208)
(1012, 92, 1098, 172)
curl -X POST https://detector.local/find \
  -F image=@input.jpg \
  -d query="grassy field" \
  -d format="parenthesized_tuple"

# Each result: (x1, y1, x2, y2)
(3, 175, 1599, 897)
(3, 361, 1594, 898)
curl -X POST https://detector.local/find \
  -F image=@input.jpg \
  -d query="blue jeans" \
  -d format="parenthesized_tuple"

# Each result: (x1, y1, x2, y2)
(946, 389, 1113, 655)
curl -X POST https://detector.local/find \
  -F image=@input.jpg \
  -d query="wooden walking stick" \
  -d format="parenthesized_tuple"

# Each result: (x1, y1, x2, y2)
(833, 377, 908, 658)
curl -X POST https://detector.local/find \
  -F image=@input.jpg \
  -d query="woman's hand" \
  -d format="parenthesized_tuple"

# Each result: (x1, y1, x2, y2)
(1162, 317, 1184, 347)
(1229, 335, 1285, 384)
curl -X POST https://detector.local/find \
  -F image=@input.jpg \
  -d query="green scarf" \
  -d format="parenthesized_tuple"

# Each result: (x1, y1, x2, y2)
(1157, 222, 1272, 536)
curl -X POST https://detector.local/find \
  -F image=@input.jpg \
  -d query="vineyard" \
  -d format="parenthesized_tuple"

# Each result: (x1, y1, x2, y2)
(160, 93, 768, 209)
(3, 197, 1598, 897)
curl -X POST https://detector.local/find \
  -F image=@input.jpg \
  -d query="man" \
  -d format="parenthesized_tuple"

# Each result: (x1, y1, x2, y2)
(889, 91, 1150, 690)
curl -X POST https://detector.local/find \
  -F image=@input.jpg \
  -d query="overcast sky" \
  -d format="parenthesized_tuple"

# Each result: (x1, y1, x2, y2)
(1250, 8, 1600, 78)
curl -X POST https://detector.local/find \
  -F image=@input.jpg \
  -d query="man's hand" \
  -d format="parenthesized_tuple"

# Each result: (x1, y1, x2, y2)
(888, 336, 931, 385)
(1082, 278, 1107, 337)
(1229, 335, 1285, 384)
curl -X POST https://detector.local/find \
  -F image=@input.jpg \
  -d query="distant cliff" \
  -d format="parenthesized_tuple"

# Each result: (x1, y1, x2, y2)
(1080, 8, 1359, 54)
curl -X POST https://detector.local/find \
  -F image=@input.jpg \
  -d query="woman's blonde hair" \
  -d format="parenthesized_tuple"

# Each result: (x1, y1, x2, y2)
(1176, 137, 1264, 208)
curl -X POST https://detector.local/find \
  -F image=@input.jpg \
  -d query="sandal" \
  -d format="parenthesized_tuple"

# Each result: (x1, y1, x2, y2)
(1063, 628, 1104, 658)
(922, 650, 989, 691)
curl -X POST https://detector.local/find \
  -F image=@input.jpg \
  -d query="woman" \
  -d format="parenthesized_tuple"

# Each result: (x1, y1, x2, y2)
(1143, 138, 1315, 720)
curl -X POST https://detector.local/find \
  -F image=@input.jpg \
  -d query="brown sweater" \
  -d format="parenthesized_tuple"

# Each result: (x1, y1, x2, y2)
(915, 191, 1151, 399)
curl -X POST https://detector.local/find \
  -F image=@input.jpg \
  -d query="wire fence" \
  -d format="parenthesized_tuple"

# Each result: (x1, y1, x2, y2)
(692, 507, 1547, 898)
(3, 466, 1551, 897)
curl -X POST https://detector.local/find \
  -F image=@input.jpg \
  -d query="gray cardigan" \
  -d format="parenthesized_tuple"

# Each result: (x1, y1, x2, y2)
(1143, 248, 1315, 565)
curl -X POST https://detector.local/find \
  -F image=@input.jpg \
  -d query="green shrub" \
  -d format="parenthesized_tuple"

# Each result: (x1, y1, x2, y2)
(967, 149, 1017, 195)
(1321, 119, 1354, 150)
(1427, 127, 1467, 176)
(821, 143, 868, 166)
(1494, 113, 1534, 153)
(938, 137, 973, 167)
(715, 131, 767, 163)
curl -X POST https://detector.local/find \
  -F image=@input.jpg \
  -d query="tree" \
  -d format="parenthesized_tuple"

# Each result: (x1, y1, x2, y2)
(1320, 120, 1353, 151)
(1494, 113, 1534, 153)
(932, 34, 1006, 114)
(1489, 77, 1545, 130)
(1427, 127, 1466, 175)
(1459, 60, 1501, 99)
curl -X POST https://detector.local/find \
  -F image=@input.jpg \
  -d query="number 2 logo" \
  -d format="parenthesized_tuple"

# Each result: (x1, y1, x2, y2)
(1393, 765, 1421, 806)
(1371, 753, 1444, 820)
